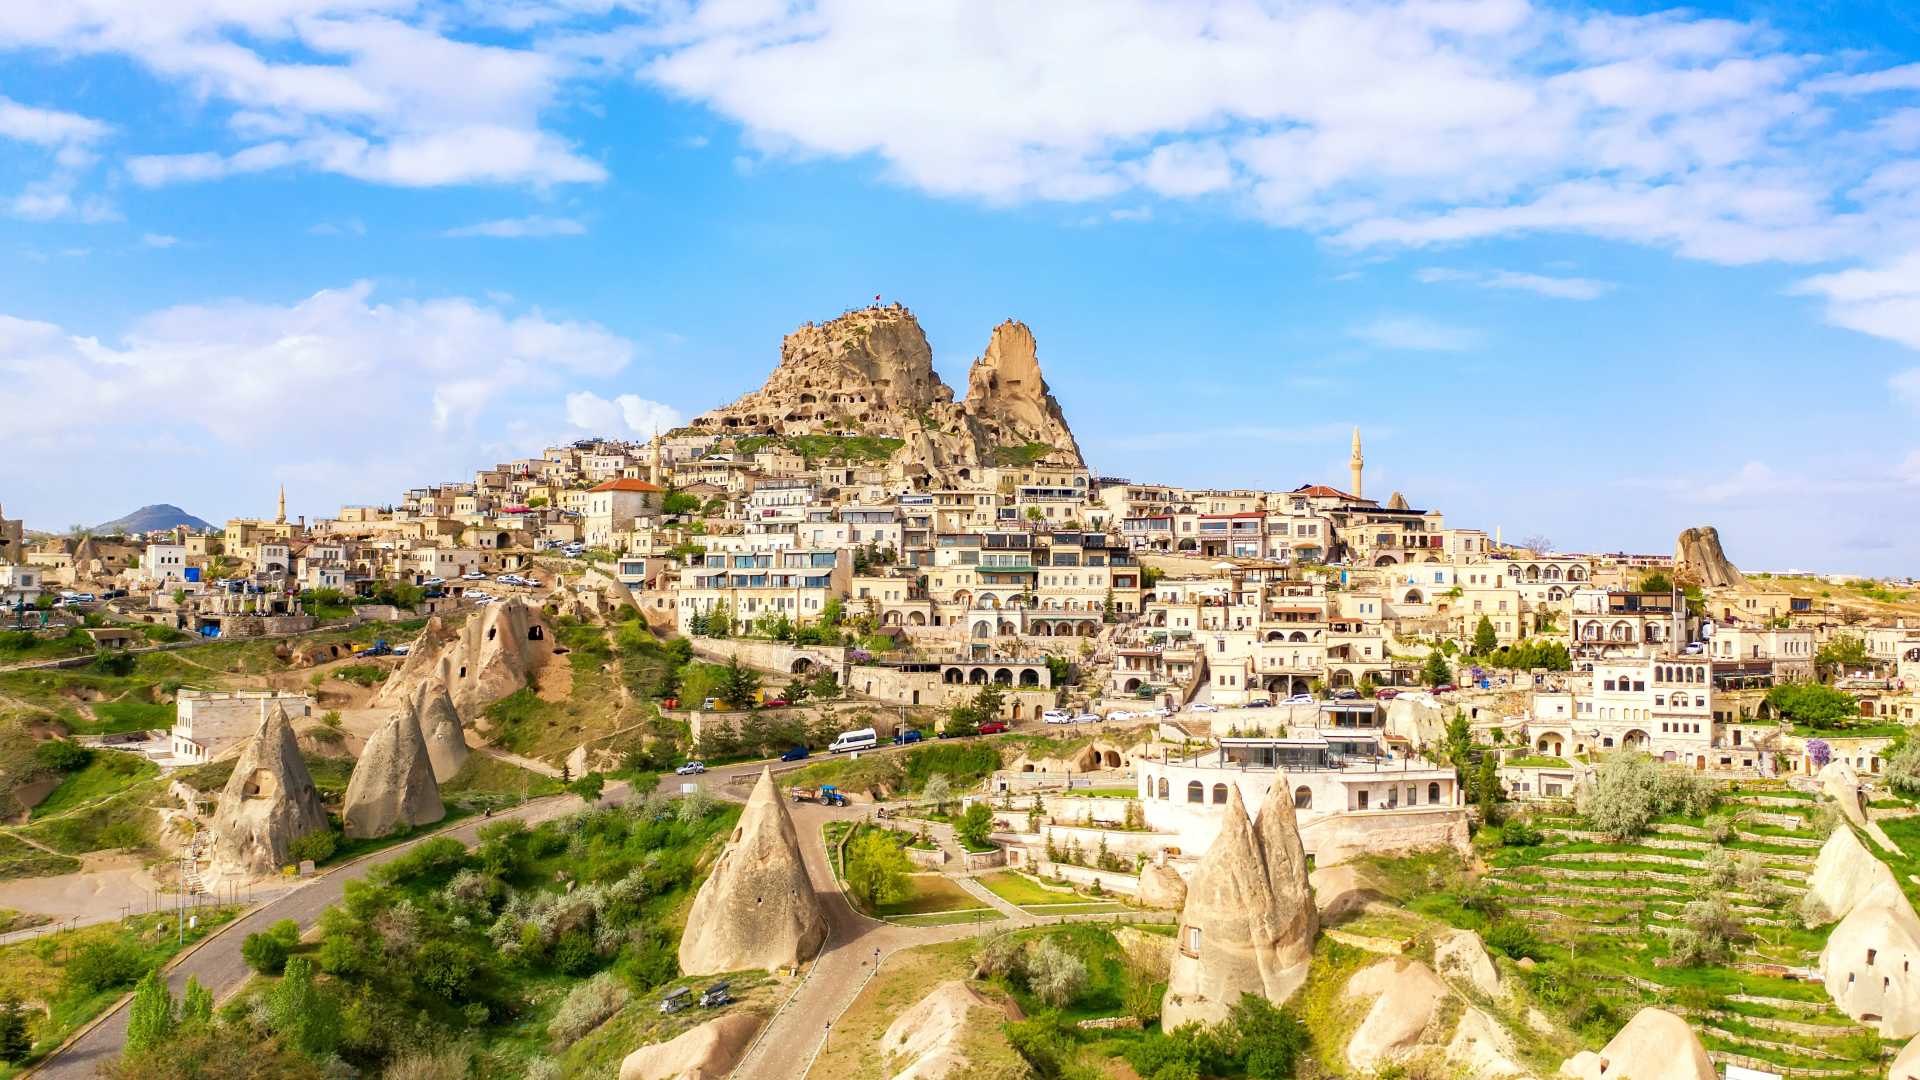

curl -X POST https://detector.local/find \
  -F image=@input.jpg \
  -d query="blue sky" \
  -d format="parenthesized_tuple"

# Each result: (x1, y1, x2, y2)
(3, 1, 1919, 576)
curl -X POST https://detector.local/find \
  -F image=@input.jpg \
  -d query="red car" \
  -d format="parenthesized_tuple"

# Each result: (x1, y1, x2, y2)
(761, 698, 789, 708)
(1374, 688, 1401, 700)
(977, 721, 1009, 735)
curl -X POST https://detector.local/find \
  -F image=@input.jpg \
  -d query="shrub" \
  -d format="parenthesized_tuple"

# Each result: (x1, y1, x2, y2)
(63, 940, 147, 995)
(242, 931, 291, 975)
(1024, 938, 1088, 1008)
(1577, 752, 1715, 840)
(94, 651, 137, 676)
(974, 932, 1026, 980)
(287, 829, 337, 865)
(547, 971, 630, 1048)
(1499, 820, 1543, 847)
(34, 738, 94, 772)
(1485, 920, 1543, 960)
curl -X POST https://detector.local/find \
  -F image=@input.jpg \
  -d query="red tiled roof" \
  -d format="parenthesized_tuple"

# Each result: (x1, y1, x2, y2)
(590, 479, 664, 493)
(1290, 484, 1358, 499)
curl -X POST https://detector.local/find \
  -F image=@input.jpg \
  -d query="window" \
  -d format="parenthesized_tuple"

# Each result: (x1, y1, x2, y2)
(1187, 781, 1204, 803)
(1213, 784, 1228, 804)
(1294, 786, 1312, 809)
(1428, 782, 1441, 803)
(1157, 778, 1169, 800)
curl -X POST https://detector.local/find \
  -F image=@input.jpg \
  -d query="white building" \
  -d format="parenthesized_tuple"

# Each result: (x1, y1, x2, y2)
(171, 690, 313, 763)
(141, 543, 189, 585)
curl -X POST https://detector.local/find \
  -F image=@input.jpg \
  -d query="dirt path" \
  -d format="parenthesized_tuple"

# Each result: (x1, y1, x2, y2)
(0, 827, 65, 857)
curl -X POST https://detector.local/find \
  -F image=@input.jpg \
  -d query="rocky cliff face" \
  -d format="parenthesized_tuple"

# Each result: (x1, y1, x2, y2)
(1675, 526, 1745, 588)
(412, 679, 471, 784)
(687, 304, 1084, 483)
(207, 704, 330, 880)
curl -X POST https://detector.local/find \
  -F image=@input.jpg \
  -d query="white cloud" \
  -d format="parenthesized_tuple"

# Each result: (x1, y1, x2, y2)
(443, 215, 587, 238)
(141, 233, 178, 248)
(1351, 315, 1483, 352)
(1894, 368, 1920, 412)
(1697, 461, 1779, 502)
(307, 218, 367, 236)
(0, 95, 109, 146)
(0, 283, 651, 523)
(1792, 253, 1920, 351)
(1416, 266, 1613, 300)
(566, 391, 683, 437)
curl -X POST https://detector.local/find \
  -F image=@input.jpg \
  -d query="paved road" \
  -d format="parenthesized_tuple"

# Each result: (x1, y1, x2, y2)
(31, 791, 595, 1080)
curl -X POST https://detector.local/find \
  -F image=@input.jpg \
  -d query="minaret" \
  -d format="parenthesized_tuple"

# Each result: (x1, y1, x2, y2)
(649, 429, 664, 486)
(275, 485, 286, 525)
(1348, 428, 1364, 500)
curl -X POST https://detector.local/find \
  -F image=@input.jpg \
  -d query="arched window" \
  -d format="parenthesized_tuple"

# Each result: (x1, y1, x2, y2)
(1428, 782, 1441, 803)
(1187, 781, 1204, 803)
(1293, 786, 1312, 809)
(1212, 783, 1228, 805)
(1157, 778, 1169, 800)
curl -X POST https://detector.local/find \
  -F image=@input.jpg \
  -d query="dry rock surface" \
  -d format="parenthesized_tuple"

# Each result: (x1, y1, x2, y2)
(1138, 862, 1188, 911)
(1805, 824, 1898, 926)
(1435, 928, 1504, 999)
(410, 679, 471, 783)
(881, 979, 1016, 1080)
(1310, 862, 1384, 922)
(1674, 526, 1745, 588)
(206, 704, 331, 880)
(378, 599, 551, 719)
(341, 703, 445, 840)
(678, 768, 829, 975)
(1819, 878, 1920, 1036)
(1161, 774, 1317, 1027)
(686, 305, 1083, 485)
(1343, 958, 1449, 1071)
(617, 1011, 764, 1080)
(1558, 1007, 1714, 1080)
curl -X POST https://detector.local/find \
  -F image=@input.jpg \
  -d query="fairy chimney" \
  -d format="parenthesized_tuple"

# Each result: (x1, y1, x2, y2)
(341, 702, 445, 840)
(206, 704, 330, 880)
(677, 768, 828, 975)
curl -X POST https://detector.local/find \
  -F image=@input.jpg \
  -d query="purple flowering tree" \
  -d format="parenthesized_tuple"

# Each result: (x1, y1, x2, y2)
(1807, 738, 1831, 770)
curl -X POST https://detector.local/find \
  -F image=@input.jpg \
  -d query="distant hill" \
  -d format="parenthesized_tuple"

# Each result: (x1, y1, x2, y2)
(93, 504, 214, 535)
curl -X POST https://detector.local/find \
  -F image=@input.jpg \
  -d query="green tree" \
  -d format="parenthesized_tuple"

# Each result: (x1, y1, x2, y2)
(178, 976, 213, 1029)
(1422, 651, 1452, 687)
(922, 773, 954, 815)
(820, 597, 845, 629)
(973, 682, 1006, 721)
(1816, 635, 1871, 677)
(844, 829, 913, 911)
(958, 802, 995, 849)
(267, 958, 341, 1059)
(661, 488, 700, 516)
(242, 930, 291, 975)
(571, 771, 606, 803)
(125, 969, 176, 1056)
(1637, 571, 1674, 594)
(0, 997, 29, 1064)
(1475, 752, 1504, 826)
(718, 656, 760, 709)
(34, 738, 93, 772)
(1886, 739, 1920, 796)
(1472, 616, 1498, 656)
(1766, 683, 1858, 729)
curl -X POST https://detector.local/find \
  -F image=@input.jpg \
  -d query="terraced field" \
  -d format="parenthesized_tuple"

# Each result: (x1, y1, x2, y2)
(1484, 788, 1892, 1079)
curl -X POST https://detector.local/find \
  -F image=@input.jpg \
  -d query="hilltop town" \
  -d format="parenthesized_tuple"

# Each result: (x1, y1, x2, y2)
(3, 302, 1920, 1080)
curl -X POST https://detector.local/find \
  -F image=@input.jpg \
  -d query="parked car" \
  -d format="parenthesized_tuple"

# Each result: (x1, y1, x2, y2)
(1432, 684, 1457, 694)
(462, 571, 486, 580)
(701, 697, 720, 710)
(1107, 709, 1140, 721)
(1281, 694, 1314, 705)
(1331, 688, 1361, 700)
(976, 721, 1009, 735)
(699, 982, 733, 1008)
(421, 577, 445, 586)
(893, 729, 923, 745)
(761, 698, 789, 708)
(780, 746, 810, 761)
(1072, 713, 1101, 724)
(1189, 702, 1219, 713)
(660, 987, 692, 1014)
(1244, 698, 1274, 708)
(1042, 709, 1073, 725)
(675, 761, 706, 775)
(1683, 642, 1705, 654)
(1374, 687, 1400, 699)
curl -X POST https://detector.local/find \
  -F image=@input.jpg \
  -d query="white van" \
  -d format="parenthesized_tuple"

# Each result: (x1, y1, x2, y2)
(829, 727, 878, 754)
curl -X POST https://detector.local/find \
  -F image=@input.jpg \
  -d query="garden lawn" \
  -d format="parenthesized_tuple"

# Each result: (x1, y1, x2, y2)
(875, 874, 991, 919)
(977, 870, 1084, 908)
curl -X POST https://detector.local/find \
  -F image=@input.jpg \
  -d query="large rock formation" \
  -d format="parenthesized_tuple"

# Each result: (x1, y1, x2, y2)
(341, 704, 445, 840)
(1343, 959, 1448, 1071)
(1820, 879, 1920, 1036)
(1310, 862, 1385, 922)
(1806, 824, 1899, 926)
(618, 1012, 763, 1080)
(378, 599, 551, 719)
(678, 768, 829, 975)
(1434, 928, 1503, 999)
(882, 980, 1018, 1080)
(1674, 526, 1744, 588)
(686, 305, 1084, 486)
(1559, 1007, 1714, 1080)
(1893, 1031, 1920, 1080)
(1161, 774, 1317, 1028)
(206, 704, 330, 880)
(411, 679, 471, 784)
(1138, 861, 1189, 911)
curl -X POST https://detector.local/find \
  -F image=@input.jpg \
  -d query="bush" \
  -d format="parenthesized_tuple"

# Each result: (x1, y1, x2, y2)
(1499, 820, 1543, 846)
(1485, 919, 1543, 960)
(1766, 683, 1860, 730)
(242, 930, 291, 975)
(1577, 752, 1715, 840)
(547, 971, 630, 1048)
(94, 650, 137, 676)
(1024, 938, 1089, 1008)
(63, 939, 147, 995)
(34, 738, 94, 772)
(287, 829, 337, 865)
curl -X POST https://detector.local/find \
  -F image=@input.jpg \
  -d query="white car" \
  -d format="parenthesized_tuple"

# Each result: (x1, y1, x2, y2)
(1189, 702, 1219, 713)
(1073, 713, 1101, 724)
(462, 571, 486, 581)
(1282, 694, 1314, 705)
(675, 761, 707, 775)
(1107, 709, 1140, 721)
(421, 577, 445, 586)
(1042, 709, 1072, 725)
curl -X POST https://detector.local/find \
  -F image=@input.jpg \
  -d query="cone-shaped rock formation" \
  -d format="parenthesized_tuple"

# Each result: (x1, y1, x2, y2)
(342, 703, 445, 840)
(1161, 776, 1317, 1028)
(412, 679, 471, 783)
(377, 599, 550, 719)
(1674, 526, 1744, 588)
(1820, 879, 1920, 1036)
(677, 767, 828, 975)
(207, 704, 330, 880)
